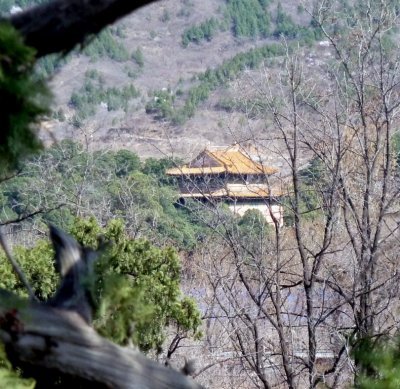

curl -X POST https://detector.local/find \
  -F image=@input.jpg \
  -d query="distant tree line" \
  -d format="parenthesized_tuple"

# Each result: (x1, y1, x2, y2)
(146, 43, 284, 124)
(181, 0, 320, 47)
(0, 140, 206, 249)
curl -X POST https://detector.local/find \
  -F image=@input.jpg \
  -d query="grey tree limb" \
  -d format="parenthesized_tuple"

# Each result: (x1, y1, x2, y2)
(0, 299, 202, 388)
(0, 227, 202, 388)
(0, 229, 37, 302)
(7, 0, 159, 58)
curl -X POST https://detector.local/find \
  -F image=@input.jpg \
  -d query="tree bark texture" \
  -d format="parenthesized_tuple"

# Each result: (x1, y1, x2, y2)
(0, 298, 201, 388)
(7, 0, 159, 58)
(0, 227, 202, 388)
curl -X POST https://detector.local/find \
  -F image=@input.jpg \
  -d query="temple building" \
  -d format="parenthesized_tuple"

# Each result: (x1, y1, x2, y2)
(166, 144, 284, 226)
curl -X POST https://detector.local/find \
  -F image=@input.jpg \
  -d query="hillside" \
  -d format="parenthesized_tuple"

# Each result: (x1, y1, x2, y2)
(19, 0, 318, 160)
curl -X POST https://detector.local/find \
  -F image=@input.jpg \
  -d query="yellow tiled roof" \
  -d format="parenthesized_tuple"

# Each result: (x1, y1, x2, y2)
(166, 146, 277, 176)
(209, 150, 277, 174)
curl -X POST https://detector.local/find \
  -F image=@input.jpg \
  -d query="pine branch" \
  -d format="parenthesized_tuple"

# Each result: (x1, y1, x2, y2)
(0, 227, 203, 388)
(0, 229, 38, 301)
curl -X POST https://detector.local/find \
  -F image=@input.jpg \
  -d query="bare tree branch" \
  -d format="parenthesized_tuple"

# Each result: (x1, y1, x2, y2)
(0, 228, 37, 301)
(0, 203, 66, 227)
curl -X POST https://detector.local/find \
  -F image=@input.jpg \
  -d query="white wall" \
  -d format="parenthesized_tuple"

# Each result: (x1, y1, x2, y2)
(228, 202, 284, 227)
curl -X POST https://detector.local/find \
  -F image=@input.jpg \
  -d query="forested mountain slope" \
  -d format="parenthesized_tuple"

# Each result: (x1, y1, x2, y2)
(3, 0, 318, 158)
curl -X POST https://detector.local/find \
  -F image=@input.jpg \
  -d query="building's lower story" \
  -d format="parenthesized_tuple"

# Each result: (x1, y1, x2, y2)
(227, 200, 283, 227)
(179, 183, 284, 227)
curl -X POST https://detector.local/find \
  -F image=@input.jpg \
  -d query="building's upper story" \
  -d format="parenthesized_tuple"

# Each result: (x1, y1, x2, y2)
(166, 144, 282, 199)
(167, 144, 277, 177)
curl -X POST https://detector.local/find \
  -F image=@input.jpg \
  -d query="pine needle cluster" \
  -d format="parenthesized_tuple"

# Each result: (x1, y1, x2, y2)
(0, 23, 49, 173)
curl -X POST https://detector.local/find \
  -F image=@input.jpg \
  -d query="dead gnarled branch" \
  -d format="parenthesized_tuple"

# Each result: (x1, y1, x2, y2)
(7, 0, 159, 58)
(0, 226, 202, 389)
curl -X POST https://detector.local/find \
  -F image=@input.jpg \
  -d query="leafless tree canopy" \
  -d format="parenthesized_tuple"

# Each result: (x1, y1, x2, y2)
(167, 1, 400, 387)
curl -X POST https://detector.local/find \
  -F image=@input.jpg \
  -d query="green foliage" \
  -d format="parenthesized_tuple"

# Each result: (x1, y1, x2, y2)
(353, 337, 400, 388)
(284, 158, 326, 225)
(107, 170, 202, 248)
(0, 216, 202, 352)
(177, 43, 283, 121)
(225, 209, 272, 255)
(0, 23, 50, 173)
(112, 25, 127, 39)
(0, 240, 57, 300)
(52, 107, 66, 122)
(131, 47, 145, 68)
(158, 2, 319, 124)
(114, 149, 141, 177)
(83, 28, 129, 62)
(215, 97, 236, 112)
(0, 140, 87, 228)
(34, 53, 70, 78)
(182, 18, 220, 47)
(71, 217, 202, 351)
(392, 132, 400, 167)
(226, 0, 270, 38)
(180, 0, 317, 47)
(274, 3, 298, 38)
(0, 140, 205, 249)
(217, 96, 271, 118)
(141, 157, 180, 184)
(69, 71, 140, 119)
(0, 345, 34, 388)
(258, 0, 270, 8)
(145, 89, 175, 120)
(299, 156, 325, 186)
(238, 208, 271, 237)
(146, 43, 284, 124)
(0, 1, 15, 14)
(0, 189, 17, 222)
(274, 3, 320, 44)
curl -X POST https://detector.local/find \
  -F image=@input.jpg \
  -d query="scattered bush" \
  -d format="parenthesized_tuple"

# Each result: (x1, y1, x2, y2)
(69, 71, 140, 118)
(83, 28, 129, 62)
(131, 47, 145, 68)
(182, 18, 220, 47)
